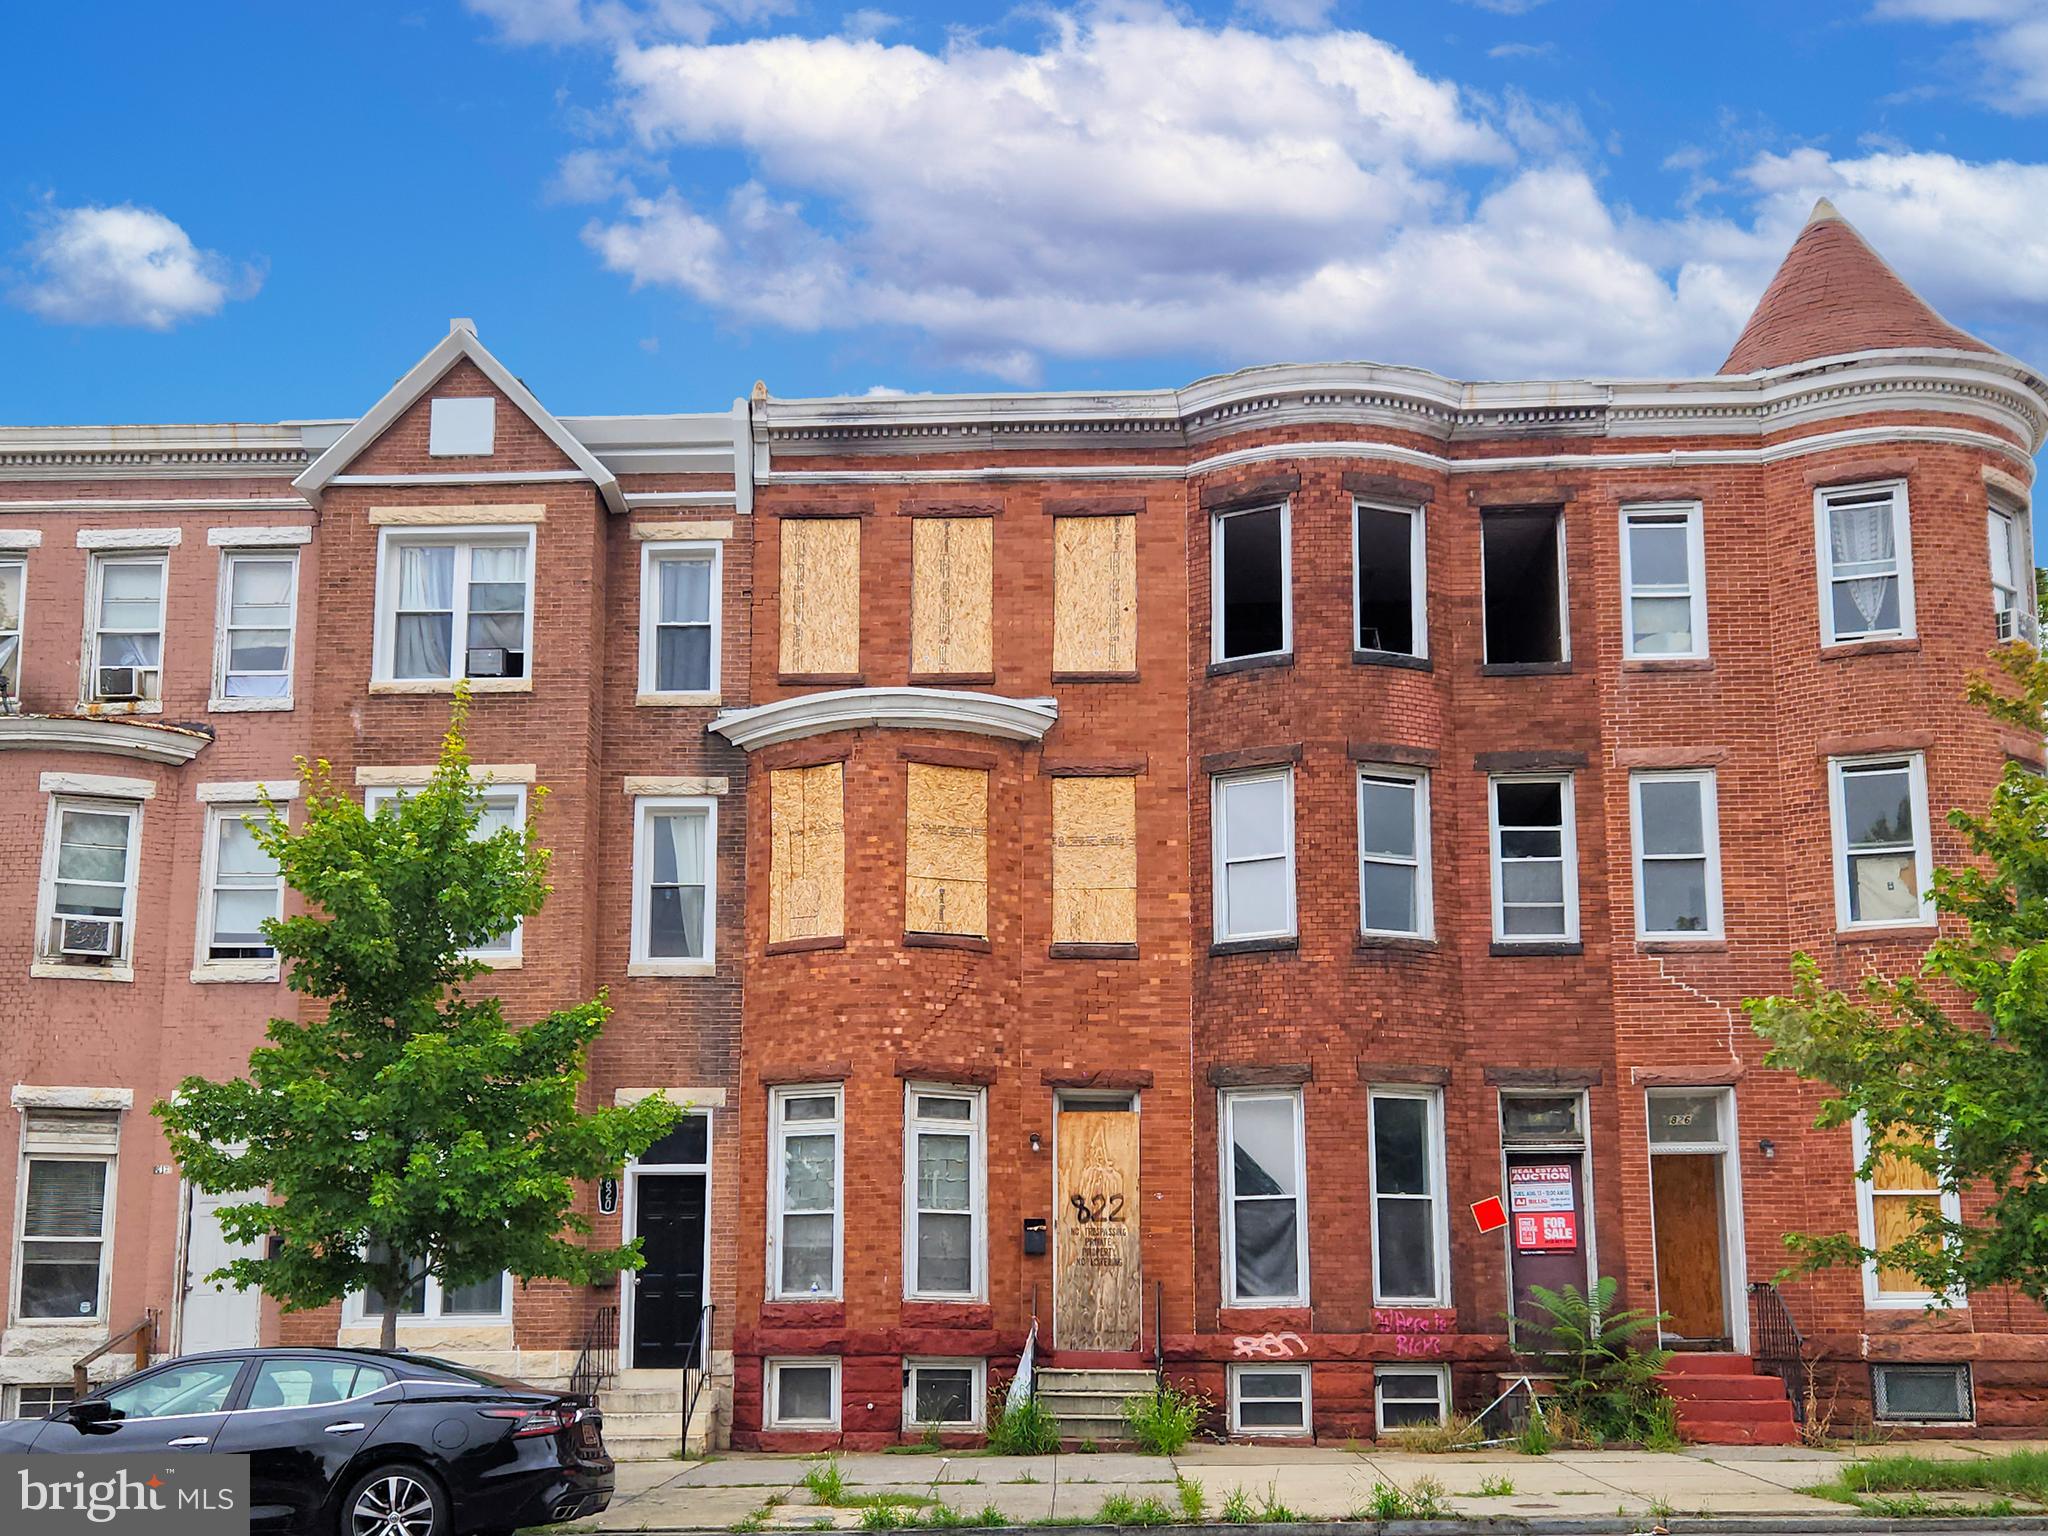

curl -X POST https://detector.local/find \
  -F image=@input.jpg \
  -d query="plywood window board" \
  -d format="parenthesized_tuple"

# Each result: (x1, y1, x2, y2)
(780, 518, 860, 675)
(1052, 776, 1136, 945)
(905, 762, 989, 937)
(1053, 515, 1137, 674)
(911, 518, 993, 676)
(770, 762, 845, 943)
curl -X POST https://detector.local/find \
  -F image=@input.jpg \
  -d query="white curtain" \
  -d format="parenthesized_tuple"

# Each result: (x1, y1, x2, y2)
(1831, 502, 1895, 631)
(395, 546, 454, 678)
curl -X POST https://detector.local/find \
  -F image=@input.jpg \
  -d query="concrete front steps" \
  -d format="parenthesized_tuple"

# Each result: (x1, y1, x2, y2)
(1659, 1353, 1799, 1445)
(1035, 1367, 1156, 1446)
(597, 1368, 720, 1461)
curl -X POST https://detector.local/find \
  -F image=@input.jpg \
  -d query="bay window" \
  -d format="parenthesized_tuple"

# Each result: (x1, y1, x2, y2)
(1369, 1088, 1448, 1305)
(1621, 503, 1707, 659)
(1213, 769, 1295, 943)
(1829, 755, 1932, 929)
(770, 1087, 842, 1300)
(1358, 768, 1431, 939)
(36, 797, 141, 972)
(904, 1088, 984, 1301)
(1817, 482, 1913, 644)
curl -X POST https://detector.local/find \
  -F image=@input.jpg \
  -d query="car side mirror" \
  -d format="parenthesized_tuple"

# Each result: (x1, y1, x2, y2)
(64, 1400, 116, 1425)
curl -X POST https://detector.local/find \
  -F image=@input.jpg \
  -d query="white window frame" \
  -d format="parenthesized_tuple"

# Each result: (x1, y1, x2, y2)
(342, 1260, 513, 1327)
(1487, 773, 1579, 945)
(1228, 1363, 1311, 1437)
(364, 783, 527, 964)
(82, 551, 168, 710)
(0, 554, 24, 702)
(1620, 501, 1708, 661)
(33, 795, 142, 977)
(1211, 768, 1296, 943)
(1367, 1086, 1450, 1307)
(1356, 766, 1433, 940)
(902, 1356, 985, 1431)
(768, 1085, 843, 1302)
(1479, 507, 1571, 666)
(637, 540, 723, 702)
(371, 526, 536, 685)
(1988, 498, 2034, 641)
(1219, 1087, 1309, 1308)
(1374, 1364, 1450, 1431)
(1351, 499, 1427, 660)
(210, 548, 300, 711)
(902, 1085, 987, 1303)
(764, 1356, 841, 1430)
(629, 796, 717, 974)
(1828, 754, 1934, 932)
(1815, 480, 1915, 645)
(11, 1153, 114, 1327)
(1852, 1112, 1964, 1310)
(192, 803, 286, 983)
(1628, 769, 1724, 941)
(1210, 501, 1292, 664)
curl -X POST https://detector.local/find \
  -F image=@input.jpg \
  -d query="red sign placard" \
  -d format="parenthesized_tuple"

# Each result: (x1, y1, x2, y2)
(1515, 1211, 1579, 1251)
(1470, 1195, 1508, 1233)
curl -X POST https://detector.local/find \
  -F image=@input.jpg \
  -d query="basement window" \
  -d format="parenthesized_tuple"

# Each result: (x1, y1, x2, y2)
(903, 1358, 984, 1430)
(1230, 1364, 1310, 1436)
(1872, 1364, 1972, 1423)
(1375, 1366, 1449, 1430)
(1481, 508, 1567, 666)
(1212, 504, 1290, 662)
(766, 1358, 840, 1430)
(1354, 502, 1424, 657)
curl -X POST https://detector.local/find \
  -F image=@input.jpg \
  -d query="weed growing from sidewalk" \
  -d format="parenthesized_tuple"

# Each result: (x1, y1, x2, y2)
(1382, 1412, 1483, 1453)
(1175, 1476, 1207, 1522)
(1256, 1483, 1297, 1522)
(732, 1510, 769, 1533)
(1645, 1494, 1676, 1520)
(1121, 1383, 1204, 1455)
(802, 1459, 847, 1505)
(1218, 1486, 1255, 1524)
(1005, 1474, 1041, 1485)
(1806, 1449, 2048, 1511)
(1475, 1475, 1515, 1498)
(1643, 1397, 1683, 1453)
(1514, 1414, 1553, 1455)
(1096, 1493, 1176, 1526)
(986, 1393, 1061, 1456)
(1355, 1477, 1448, 1521)
(1075, 1438, 1098, 1454)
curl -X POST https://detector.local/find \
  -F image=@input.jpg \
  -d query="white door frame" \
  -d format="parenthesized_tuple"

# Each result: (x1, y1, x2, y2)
(620, 1110, 714, 1369)
(1644, 1086, 1750, 1354)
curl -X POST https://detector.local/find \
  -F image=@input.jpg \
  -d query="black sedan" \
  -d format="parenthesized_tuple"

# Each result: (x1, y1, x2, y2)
(0, 1347, 613, 1536)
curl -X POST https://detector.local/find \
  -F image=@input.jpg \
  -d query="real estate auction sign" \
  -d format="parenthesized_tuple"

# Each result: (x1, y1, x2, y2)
(1509, 1162, 1578, 1251)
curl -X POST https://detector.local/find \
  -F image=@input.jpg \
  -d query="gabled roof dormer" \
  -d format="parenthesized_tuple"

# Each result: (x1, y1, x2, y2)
(294, 318, 625, 514)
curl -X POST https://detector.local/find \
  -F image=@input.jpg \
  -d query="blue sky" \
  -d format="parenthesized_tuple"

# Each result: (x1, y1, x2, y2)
(3, 0, 2045, 451)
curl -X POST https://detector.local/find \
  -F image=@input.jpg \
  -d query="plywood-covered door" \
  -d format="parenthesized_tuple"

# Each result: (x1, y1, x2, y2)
(1054, 1104, 1141, 1350)
(1651, 1152, 1728, 1346)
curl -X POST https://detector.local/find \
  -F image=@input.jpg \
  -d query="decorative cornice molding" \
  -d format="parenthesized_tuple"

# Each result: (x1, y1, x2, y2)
(0, 715, 212, 765)
(711, 687, 1059, 751)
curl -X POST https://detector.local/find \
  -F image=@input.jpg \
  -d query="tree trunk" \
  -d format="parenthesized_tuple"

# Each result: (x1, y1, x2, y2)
(380, 1303, 398, 1352)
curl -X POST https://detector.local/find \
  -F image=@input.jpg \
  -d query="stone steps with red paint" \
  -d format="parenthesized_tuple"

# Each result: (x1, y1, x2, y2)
(1659, 1354, 1799, 1446)
(1661, 1373, 1789, 1402)
(1661, 1352, 1760, 1375)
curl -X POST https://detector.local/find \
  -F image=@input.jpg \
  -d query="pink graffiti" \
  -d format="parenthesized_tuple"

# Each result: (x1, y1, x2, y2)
(1231, 1331, 1308, 1359)
(1375, 1309, 1453, 1357)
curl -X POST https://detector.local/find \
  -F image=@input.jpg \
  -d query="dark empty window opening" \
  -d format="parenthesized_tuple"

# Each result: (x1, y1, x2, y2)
(1355, 504, 1418, 655)
(1216, 505, 1287, 660)
(1482, 509, 1565, 665)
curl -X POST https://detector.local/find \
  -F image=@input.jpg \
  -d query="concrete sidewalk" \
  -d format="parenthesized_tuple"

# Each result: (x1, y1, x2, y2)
(568, 1439, 2048, 1532)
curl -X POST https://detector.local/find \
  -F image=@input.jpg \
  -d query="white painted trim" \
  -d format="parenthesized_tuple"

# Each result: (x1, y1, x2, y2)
(1628, 769, 1725, 941)
(620, 1106, 714, 1370)
(75, 528, 182, 550)
(0, 716, 209, 763)
(192, 801, 285, 983)
(1487, 772, 1580, 945)
(367, 677, 532, 695)
(1210, 500, 1292, 664)
(211, 547, 299, 710)
(1211, 767, 1297, 943)
(370, 524, 537, 689)
(206, 696, 294, 714)
(767, 1085, 843, 1302)
(1643, 1084, 1750, 1353)
(1828, 753, 1936, 931)
(625, 492, 742, 509)
(712, 687, 1058, 751)
(637, 541, 723, 701)
(10, 1086, 133, 1111)
(1366, 1085, 1451, 1307)
(1356, 765, 1433, 940)
(902, 1357, 986, 1430)
(1619, 502, 1709, 661)
(901, 1083, 987, 1304)
(1372, 1363, 1450, 1431)
(630, 796, 718, 971)
(1350, 497, 1427, 661)
(0, 530, 43, 550)
(353, 763, 536, 787)
(632, 520, 734, 541)
(33, 793, 143, 974)
(39, 771, 154, 800)
(205, 526, 312, 547)
(1853, 1111, 1965, 1309)
(0, 498, 309, 513)
(336, 471, 587, 489)
(366, 503, 546, 527)
(615, 1086, 727, 1108)
(622, 775, 728, 797)
(763, 1356, 841, 1430)
(1815, 479, 1916, 646)
(1219, 1086, 1309, 1307)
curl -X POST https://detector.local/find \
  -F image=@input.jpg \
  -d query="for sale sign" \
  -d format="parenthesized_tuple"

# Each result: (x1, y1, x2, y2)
(1509, 1163, 1578, 1251)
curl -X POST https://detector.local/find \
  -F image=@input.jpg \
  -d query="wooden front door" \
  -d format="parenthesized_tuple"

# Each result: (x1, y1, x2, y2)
(1652, 1152, 1728, 1346)
(1053, 1102, 1141, 1350)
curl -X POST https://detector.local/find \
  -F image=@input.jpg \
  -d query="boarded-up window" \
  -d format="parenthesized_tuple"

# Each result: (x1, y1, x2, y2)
(1868, 1129, 1941, 1297)
(1052, 777, 1137, 945)
(1053, 515, 1137, 674)
(780, 519, 860, 676)
(769, 763, 845, 944)
(911, 518, 993, 676)
(905, 763, 989, 937)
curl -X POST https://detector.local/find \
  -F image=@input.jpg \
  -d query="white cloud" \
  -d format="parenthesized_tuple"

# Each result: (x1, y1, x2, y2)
(464, 0, 792, 46)
(8, 202, 258, 331)
(1873, 0, 2048, 112)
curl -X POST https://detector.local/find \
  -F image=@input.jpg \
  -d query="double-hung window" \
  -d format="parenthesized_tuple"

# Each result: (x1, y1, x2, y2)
(1817, 482, 1914, 644)
(638, 542, 721, 698)
(903, 1087, 984, 1301)
(1829, 755, 1932, 929)
(214, 551, 298, 704)
(1221, 1089, 1307, 1306)
(0, 555, 22, 701)
(378, 530, 533, 683)
(631, 797, 715, 970)
(1213, 769, 1294, 943)
(1357, 768, 1431, 939)
(770, 1087, 842, 1300)
(1989, 499, 2034, 643)
(1212, 503, 1290, 662)
(1629, 770, 1723, 940)
(16, 1154, 111, 1321)
(198, 807, 284, 970)
(365, 783, 526, 961)
(1353, 501, 1425, 658)
(356, 1243, 508, 1322)
(1621, 503, 1707, 659)
(1368, 1088, 1448, 1305)
(1853, 1113, 1963, 1308)
(1488, 775, 1578, 944)
(36, 798, 141, 971)
(87, 553, 166, 704)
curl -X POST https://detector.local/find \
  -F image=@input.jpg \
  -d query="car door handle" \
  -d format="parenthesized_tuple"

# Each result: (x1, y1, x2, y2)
(167, 1436, 210, 1447)
(324, 1422, 366, 1434)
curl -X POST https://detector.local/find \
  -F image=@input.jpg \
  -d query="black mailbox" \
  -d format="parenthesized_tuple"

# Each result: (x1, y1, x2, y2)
(1022, 1218, 1048, 1256)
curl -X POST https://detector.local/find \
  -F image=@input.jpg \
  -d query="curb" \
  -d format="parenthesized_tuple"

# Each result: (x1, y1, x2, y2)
(570, 1521, 2048, 1536)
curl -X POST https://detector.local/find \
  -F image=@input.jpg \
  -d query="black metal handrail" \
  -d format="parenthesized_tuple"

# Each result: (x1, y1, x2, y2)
(568, 1304, 618, 1403)
(680, 1303, 716, 1458)
(1747, 1281, 1809, 1424)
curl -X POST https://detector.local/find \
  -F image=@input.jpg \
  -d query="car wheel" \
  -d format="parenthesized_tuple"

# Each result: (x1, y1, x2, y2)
(341, 1464, 448, 1536)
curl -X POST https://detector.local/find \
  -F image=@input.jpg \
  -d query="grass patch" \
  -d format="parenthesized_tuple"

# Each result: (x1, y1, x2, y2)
(1121, 1383, 1204, 1455)
(1382, 1413, 1484, 1454)
(1218, 1486, 1256, 1525)
(1475, 1475, 1515, 1498)
(801, 1459, 847, 1505)
(1095, 1494, 1176, 1526)
(1175, 1476, 1207, 1523)
(1805, 1448, 2048, 1510)
(1354, 1478, 1449, 1522)
(986, 1393, 1062, 1457)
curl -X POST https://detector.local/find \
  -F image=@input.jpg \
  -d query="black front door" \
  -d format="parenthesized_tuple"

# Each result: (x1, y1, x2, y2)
(633, 1173, 707, 1369)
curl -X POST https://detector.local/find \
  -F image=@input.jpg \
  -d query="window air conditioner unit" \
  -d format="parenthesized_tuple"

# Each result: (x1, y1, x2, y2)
(96, 666, 141, 701)
(57, 917, 117, 958)
(1997, 609, 2039, 645)
(465, 647, 508, 678)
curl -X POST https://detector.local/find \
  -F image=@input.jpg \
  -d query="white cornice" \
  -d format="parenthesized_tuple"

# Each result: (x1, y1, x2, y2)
(711, 687, 1059, 751)
(0, 497, 310, 514)
(0, 715, 212, 764)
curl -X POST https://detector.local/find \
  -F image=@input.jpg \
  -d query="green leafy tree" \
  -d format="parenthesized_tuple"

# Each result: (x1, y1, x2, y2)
(1748, 642, 2048, 1305)
(157, 691, 679, 1348)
